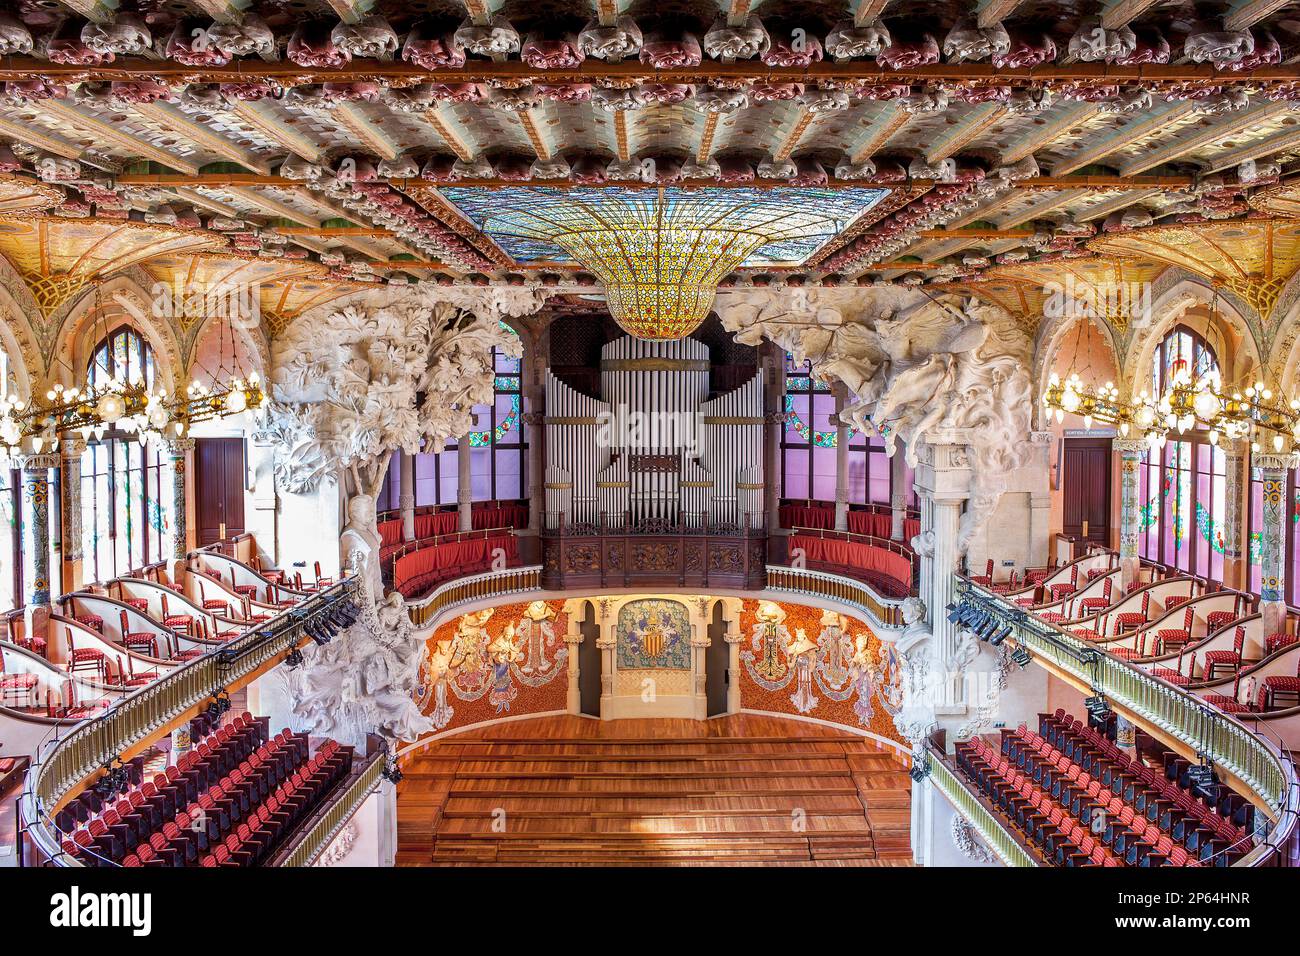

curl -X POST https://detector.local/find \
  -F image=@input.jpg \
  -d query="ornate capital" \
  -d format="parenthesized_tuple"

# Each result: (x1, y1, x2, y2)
(19, 453, 60, 472)
(163, 437, 197, 457)
(1112, 439, 1148, 456)
(1253, 452, 1300, 473)
(60, 438, 87, 459)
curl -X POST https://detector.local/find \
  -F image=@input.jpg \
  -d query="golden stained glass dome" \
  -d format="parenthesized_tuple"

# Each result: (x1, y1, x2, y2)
(439, 185, 888, 339)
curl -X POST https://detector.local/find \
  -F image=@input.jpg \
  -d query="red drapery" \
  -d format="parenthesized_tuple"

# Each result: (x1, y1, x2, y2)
(790, 534, 912, 592)
(393, 534, 519, 595)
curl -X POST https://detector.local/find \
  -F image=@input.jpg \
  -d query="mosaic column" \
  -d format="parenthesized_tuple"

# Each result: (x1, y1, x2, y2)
(457, 432, 473, 533)
(164, 437, 195, 560)
(20, 453, 59, 607)
(833, 383, 850, 532)
(1218, 442, 1249, 590)
(398, 450, 415, 542)
(1114, 439, 1147, 594)
(60, 439, 85, 568)
(1255, 452, 1299, 637)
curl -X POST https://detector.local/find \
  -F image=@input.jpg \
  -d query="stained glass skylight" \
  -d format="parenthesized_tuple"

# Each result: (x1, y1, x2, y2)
(438, 186, 890, 339)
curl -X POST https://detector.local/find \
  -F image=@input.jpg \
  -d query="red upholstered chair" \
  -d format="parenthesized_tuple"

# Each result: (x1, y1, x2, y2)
(1205, 610, 1237, 634)
(990, 570, 1021, 595)
(1150, 651, 1193, 687)
(229, 569, 260, 601)
(1266, 632, 1298, 656)
(159, 595, 193, 637)
(313, 561, 333, 590)
(1109, 633, 1147, 661)
(1155, 606, 1195, 655)
(115, 655, 159, 689)
(1203, 626, 1246, 681)
(124, 597, 150, 614)
(76, 613, 104, 633)
(1203, 673, 1249, 714)
(1114, 592, 1151, 635)
(971, 559, 994, 587)
(118, 611, 159, 658)
(64, 626, 106, 680)
(1078, 578, 1114, 616)
(203, 599, 231, 617)
(1263, 657, 1300, 711)
(0, 653, 39, 708)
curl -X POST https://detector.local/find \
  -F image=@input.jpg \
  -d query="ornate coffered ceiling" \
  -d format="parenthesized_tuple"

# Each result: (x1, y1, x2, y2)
(0, 0, 1296, 347)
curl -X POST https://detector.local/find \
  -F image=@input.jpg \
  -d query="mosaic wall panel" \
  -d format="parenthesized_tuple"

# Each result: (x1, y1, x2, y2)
(616, 598, 692, 670)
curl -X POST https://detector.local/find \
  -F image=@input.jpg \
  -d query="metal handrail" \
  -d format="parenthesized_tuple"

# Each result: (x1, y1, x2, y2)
(274, 748, 386, 868)
(956, 573, 1300, 867)
(19, 577, 359, 867)
(925, 745, 1041, 867)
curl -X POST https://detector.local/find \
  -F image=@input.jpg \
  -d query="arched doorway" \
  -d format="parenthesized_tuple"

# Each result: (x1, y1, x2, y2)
(706, 600, 729, 716)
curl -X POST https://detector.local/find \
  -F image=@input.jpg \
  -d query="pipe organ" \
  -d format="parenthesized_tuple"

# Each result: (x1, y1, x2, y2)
(544, 336, 764, 532)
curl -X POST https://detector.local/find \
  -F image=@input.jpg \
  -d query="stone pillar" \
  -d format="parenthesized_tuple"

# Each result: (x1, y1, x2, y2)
(247, 429, 281, 568)
(890, 451, 908, 541)
(833, 382, 850, 531)
(762, 343, 786, 537)
(163, 437, 195, 582)
(564, 608, 583, 715)
(60, 439, 85, 590)
(1114, 439, 1147, 595)
(594, 600, 617, 720)
(457, 433, 473, 533)
(723, 615, 744, 714)
(913, 436, 972, 713)
(398, 450, 415, 542)
(1220, 441, 1249, 590)
(691, 612, 710, 720)
(1255, 452, 1298, 637)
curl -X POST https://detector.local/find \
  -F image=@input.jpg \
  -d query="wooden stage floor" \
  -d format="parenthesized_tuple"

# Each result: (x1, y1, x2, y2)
(395, 714, 913, 867)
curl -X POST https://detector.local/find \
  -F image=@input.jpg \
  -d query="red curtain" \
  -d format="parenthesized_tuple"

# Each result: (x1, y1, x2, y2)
(393, 534, 520, 594)
(790, 534, 911, 591)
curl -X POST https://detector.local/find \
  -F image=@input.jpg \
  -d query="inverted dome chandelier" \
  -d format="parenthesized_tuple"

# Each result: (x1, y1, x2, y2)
(446, 186, 886, 340)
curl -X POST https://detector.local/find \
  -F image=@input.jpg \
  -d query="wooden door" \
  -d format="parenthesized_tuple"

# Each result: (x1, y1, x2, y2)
(1062, 438, 1111, 546)
(706, 602, 730, 716)
(195, 437, 246, 546)
(578, 600, 602, 717)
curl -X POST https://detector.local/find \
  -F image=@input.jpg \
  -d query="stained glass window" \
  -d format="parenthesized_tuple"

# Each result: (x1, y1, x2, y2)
(81, 328, 166, 583)
(1138, 326, 1227, 581)
(780, 358, 907, 509)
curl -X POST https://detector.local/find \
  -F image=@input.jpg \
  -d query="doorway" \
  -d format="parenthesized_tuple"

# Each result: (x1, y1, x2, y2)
(1062, 437, 1112, 547)
(578, 600, 601, 717)
(195, 437, 246, 546)
(706, 602, 729, 716)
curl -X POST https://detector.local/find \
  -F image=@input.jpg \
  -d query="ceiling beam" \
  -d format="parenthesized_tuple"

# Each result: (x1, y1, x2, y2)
(1074, 188, 1162, 221)
(919, 228, 1035, 238)
(1051, 102, 1197, 175)
(976, 0, 1025, 30)
(849, 103, 910, 164)
(696, 112, 720, 163)
(1118, 103, 1292, 176)
(39, 101, 203, 174)
(422, 108, 475, 162)
(854, 0, 890, 25)
(334, 104, 401, 161)
(1100, 0, 1164, 29)
(1224, 0, 1293, 31)
(1001, 103, 1102, 165)
(614, 110, 632, 162)
(926, 103, 1005, 164)
(772, 108, 815, 162)
(1202, 126, 1300, 174)
(515, 108, 552, 161)
(227, 101, 325, 164)
(131, 102, 274, 175)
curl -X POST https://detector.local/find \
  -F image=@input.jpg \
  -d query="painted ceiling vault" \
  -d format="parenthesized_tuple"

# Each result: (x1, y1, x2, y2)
(0, 0, 1296, 368)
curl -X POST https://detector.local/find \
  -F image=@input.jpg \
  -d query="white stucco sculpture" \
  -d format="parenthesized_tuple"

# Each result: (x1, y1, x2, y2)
(716, 286, 1035, 552)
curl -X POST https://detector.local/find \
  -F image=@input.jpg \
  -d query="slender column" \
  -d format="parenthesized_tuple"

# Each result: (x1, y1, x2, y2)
(1114, 439, 1147, 595)
(1255, 452, 1299, 637)
(762, 343, 786, 536)
(1220, 441, 1249, 590)
(929, 496, 966, 710)
(20, 453, 58, 607)
(594, 599, 616, 721)
(398, 450, 415, 542)
(564, 607, 583, 715)
(890, 450, 908, 541)
(247, 430, 281, 568)
(60, 439, 85, 569)
(457, 433, 473, 533)
(833, 383, 849, 531)
(723, 616, 744, 714)
(163, 438, 195, 563)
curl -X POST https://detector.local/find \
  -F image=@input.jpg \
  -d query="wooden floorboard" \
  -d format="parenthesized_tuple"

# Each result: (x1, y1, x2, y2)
(397, 714, 913, 867)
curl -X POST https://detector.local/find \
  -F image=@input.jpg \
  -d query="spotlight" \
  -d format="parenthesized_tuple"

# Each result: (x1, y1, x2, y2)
(1083, 695, 1111, 720)
(284, 648, 304, 668)
(946, 602, 963, 624)
(909, 756, 930, 783)
(382, 763, 404, 784)
(1010, 645, 1032, 666)
(990, 624, 1014, 646)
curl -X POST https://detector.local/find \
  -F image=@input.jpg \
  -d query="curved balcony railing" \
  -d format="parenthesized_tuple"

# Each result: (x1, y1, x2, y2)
(924, 741, 1041, 867)
(270, 745, 386, 868)
(407, 565, 543, 628)
(19, 578, 360, 867)
(765, 565, 907, 630)
(955, 574, 1300, 867)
